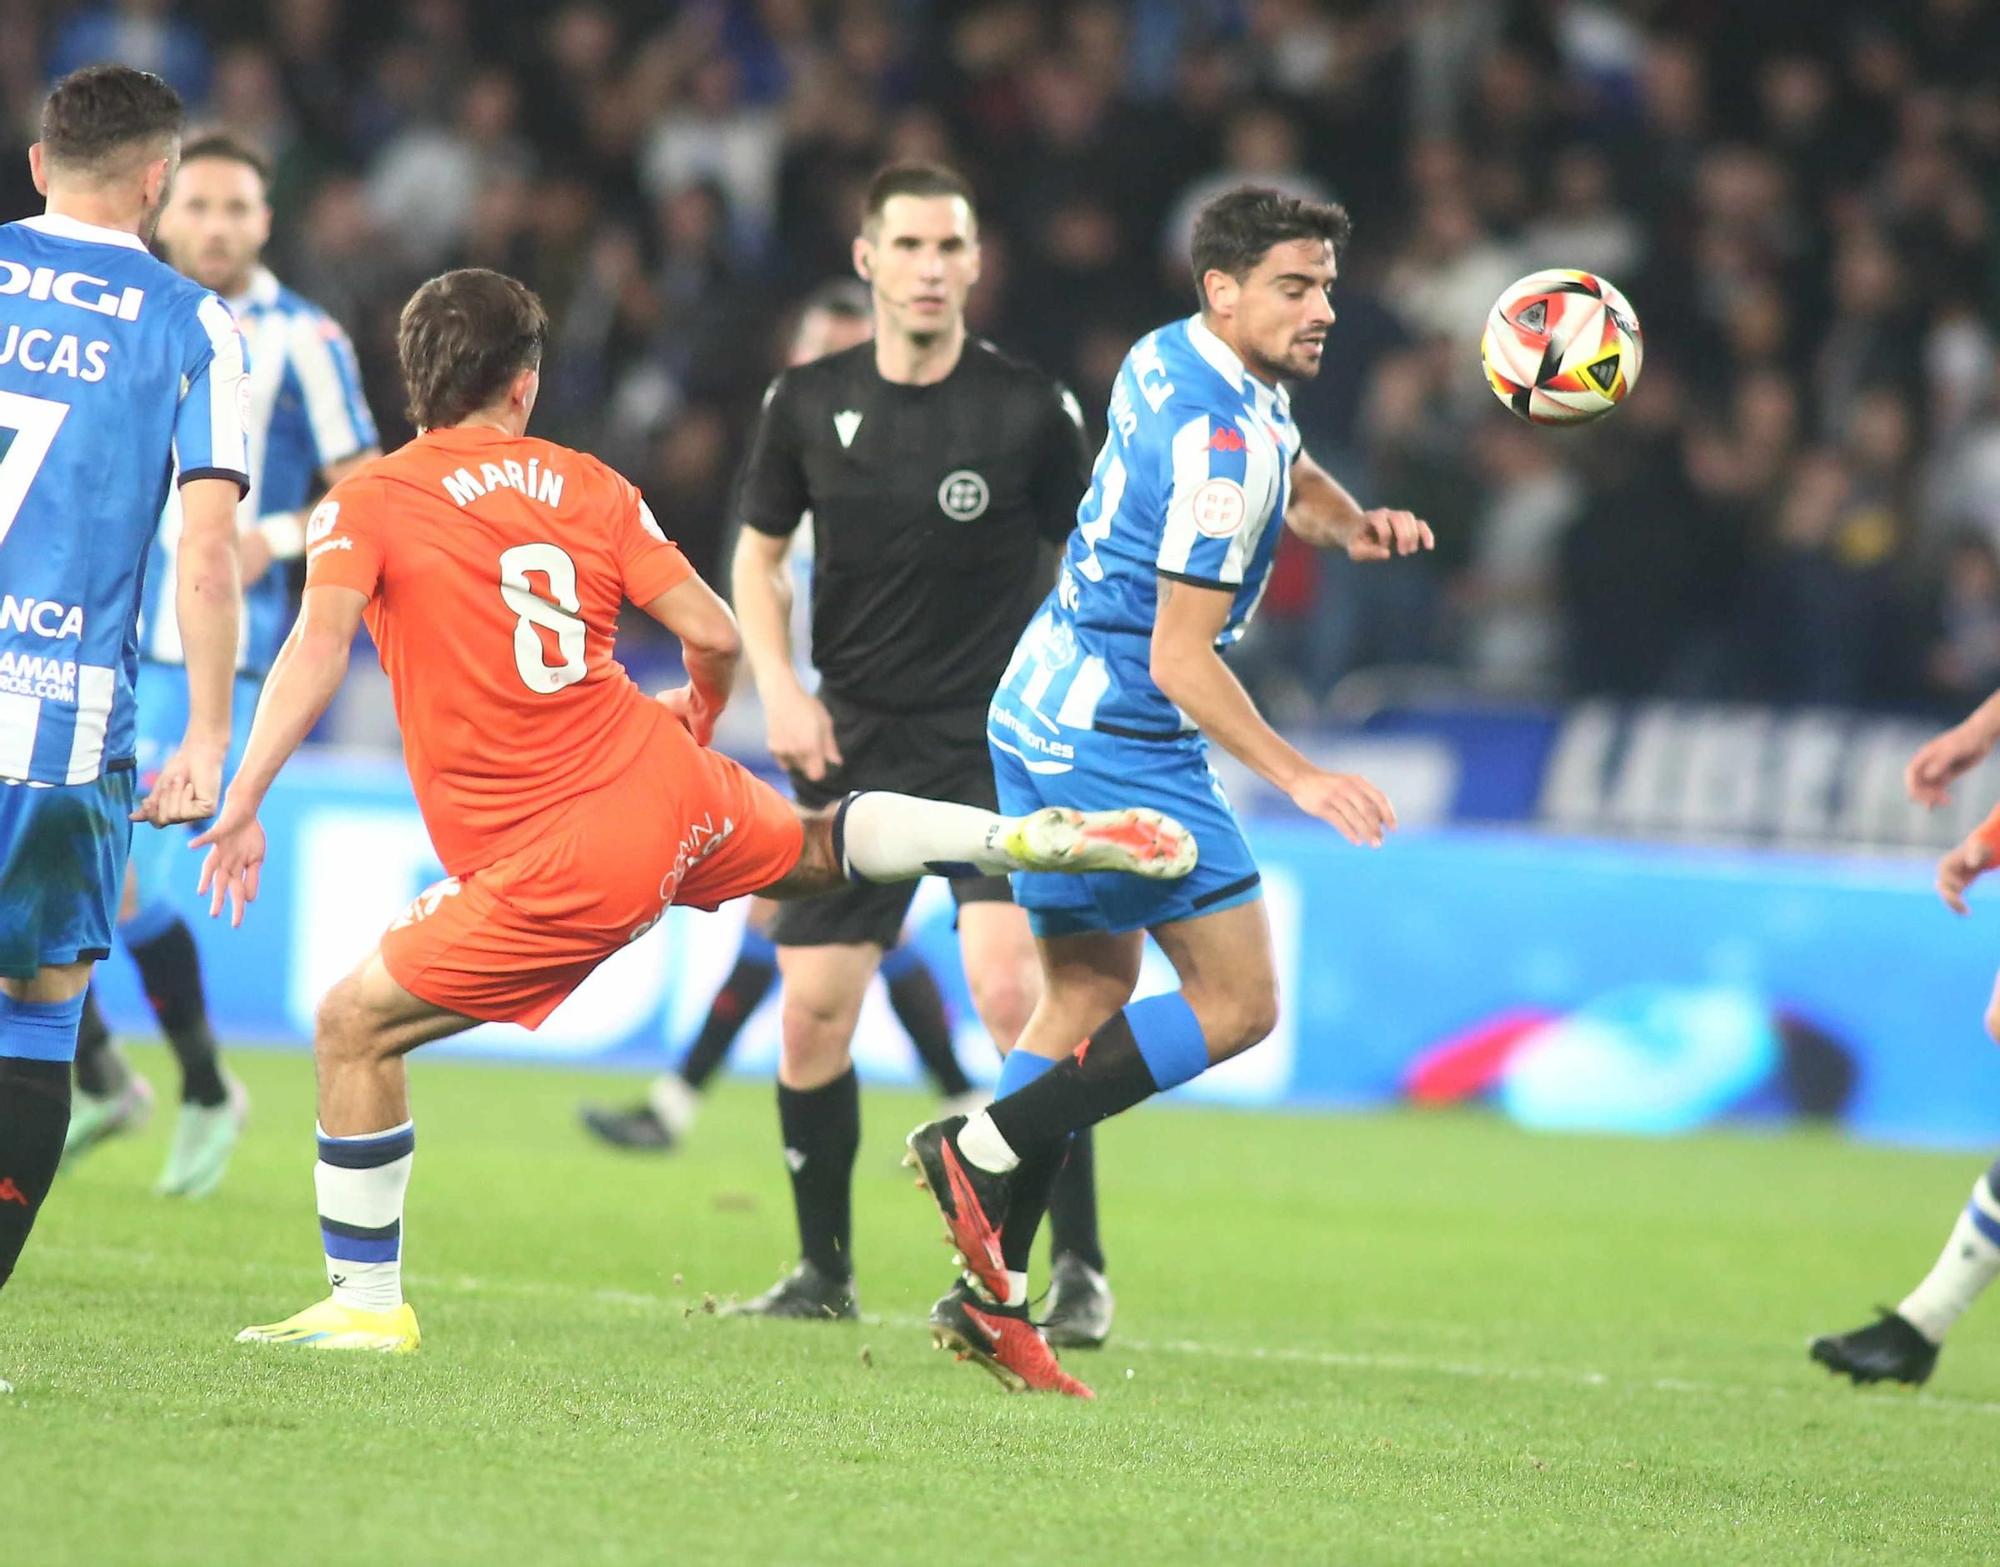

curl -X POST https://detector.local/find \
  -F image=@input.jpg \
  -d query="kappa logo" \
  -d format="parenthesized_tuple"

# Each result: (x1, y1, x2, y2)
(833, 409, 863, 448)
(1207, 425, 1246, 453)
(0, 1177, 28, 1207)
(937, 469, 989, 522)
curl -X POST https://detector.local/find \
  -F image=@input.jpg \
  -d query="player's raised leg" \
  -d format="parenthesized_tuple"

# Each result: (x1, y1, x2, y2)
(236, 951, 475, 1353)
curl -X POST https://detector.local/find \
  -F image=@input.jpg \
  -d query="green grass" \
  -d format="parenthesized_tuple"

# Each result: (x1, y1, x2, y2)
(6, 1044, 2000, 1565)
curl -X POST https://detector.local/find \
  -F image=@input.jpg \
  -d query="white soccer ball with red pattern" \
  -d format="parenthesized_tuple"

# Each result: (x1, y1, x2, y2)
(1480, 269, 1642, 426)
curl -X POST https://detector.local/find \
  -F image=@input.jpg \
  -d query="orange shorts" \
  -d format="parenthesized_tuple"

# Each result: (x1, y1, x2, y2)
(381, 719, 805, 1028)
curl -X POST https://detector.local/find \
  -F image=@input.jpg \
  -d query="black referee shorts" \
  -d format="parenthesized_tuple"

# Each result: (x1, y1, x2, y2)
(771, 692, 1013, 950)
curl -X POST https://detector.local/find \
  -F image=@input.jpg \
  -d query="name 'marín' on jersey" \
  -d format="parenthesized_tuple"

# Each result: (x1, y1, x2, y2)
(991, 313, 1301, 759)
(0, 214, 247, 785)
(139, 266, 376, 676)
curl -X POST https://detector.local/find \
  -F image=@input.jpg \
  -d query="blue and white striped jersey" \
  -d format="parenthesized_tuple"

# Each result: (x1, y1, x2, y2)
(139, 266, 375, 675)
(991, 314, 1301, 742)
(0, 214, 247, 785)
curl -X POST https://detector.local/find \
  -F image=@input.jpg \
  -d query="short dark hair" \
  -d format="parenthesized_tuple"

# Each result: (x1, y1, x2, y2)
(862, 162, 977, 230)
(1189, 186, 1352, 307)
(40, 65, 184, 177)
(177, 131, 271, 187)
(802, 278, 871, 319)
(397, 269, 548, 430)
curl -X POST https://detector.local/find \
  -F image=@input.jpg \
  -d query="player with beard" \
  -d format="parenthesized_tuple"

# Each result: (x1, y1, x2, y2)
(904, 187, 1436, 1395)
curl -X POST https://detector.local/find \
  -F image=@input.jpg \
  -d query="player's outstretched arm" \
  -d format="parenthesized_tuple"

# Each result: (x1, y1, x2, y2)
(1151, 577, 1395, 847)
(191, 585, 367, 926)
(1285, 451, 1433, 562)
(137, 476, 244, 828)
(730, 525, 841, 779)
(639, 575, 740, 747)
(1908, 691, 2000, 808)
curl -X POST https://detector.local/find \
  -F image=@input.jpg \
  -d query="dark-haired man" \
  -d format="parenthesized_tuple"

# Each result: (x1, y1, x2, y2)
(906, 187, 1436, 1396)
(196, 266, 1191, 1353)
(724, 164, 1120, 1342)
(0, 66, 248, 1311)
(64, 133, 379, 1198)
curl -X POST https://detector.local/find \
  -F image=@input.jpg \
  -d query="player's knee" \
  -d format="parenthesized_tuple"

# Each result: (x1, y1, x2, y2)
(314, 977, 389, 1064)
(780, 991, 857, 1073)
(1192, 984, 1278, 1060)
(966, 962, 1036, 1045)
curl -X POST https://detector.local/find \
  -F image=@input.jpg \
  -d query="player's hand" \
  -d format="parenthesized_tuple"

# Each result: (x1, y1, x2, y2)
(1937, 837, 1993, 916)
(1286, 768, 1397, 847)
(765, 684, 843, 782)
(190, 806, 266, 928)
(656, 683, 720, 747)
(132, 735, 227, 827)
(1906, 722, 1994, 808)
(1344, 508, 1434, 563)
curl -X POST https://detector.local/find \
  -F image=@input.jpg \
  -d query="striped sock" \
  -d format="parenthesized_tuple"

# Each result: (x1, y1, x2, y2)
(315, 1121, 414, 1313)
(1898, 1170, 2000, 1344)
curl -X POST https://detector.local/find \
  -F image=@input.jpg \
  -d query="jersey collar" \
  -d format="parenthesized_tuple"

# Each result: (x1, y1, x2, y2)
(1185, 314, 1246, 393)
(17, 211, 149, 252)
(227, 266, 282, 312)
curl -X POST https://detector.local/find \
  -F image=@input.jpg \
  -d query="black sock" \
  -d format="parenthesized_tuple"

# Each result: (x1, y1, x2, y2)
(0, 1059, 71, 1295)
(884, 959, 972, 1098)
(679, 953, 778, 1091)
(986, 1011, 1156, 1159)
(130, 918, 226, 1108)
(72, 987, 121, 1098)
(999, 1138, 1066, 1275)
(777, 1068, 860, 1283)
(1046, 1126, 1106, 1273)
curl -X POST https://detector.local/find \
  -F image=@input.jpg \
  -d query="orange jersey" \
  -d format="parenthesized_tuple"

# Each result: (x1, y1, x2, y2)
(305, 425, 694, 872)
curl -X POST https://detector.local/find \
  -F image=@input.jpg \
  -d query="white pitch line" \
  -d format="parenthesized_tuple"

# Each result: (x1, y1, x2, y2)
(38, 1240, 2000, 1418)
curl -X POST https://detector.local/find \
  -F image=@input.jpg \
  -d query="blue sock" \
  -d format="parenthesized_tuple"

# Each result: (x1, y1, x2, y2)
(0, 991, 86, 1063)
(1126, 992, 1208, 1091)
(997, 1047, 1057, 1098)
(739, 924, 777, 966)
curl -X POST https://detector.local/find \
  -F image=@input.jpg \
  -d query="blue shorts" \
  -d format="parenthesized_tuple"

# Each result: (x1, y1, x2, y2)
(127, 661, 262, 911)
(0, 771, 137, 978)
(989, 720, 1261, 937)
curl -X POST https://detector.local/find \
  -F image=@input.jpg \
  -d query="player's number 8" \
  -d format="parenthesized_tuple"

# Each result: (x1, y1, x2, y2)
(498, 542, 586, 693)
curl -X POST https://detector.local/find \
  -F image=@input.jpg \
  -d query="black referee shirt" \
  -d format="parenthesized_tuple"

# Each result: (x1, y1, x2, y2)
(737, 337, 1091, 713)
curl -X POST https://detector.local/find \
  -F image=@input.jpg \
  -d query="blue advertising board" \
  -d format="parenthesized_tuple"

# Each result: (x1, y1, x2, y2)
(92, 753, 2000, 1148)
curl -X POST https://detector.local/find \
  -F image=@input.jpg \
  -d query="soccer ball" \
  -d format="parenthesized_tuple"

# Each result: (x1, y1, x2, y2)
(1480, 269, 1642, 426)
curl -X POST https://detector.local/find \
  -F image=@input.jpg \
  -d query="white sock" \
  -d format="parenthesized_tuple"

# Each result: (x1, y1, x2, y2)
(651, 1074, 700, 1138)
(1898, 1175, 2000, 1344)
(838, 792, 1017, 882)
(315, 1120, 414, 1313)
(966, 1268, 1030, 1309)
(956, 1110, 1020, 1174)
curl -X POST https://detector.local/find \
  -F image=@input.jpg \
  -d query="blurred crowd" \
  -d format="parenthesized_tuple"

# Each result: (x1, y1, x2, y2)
(6, 0, 2000, 716)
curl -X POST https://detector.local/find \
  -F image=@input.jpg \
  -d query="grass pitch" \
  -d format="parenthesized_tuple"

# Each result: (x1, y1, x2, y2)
(6, 1044, 1999, 1565)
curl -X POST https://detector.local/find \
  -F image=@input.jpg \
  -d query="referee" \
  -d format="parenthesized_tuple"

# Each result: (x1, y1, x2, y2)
(726, 163, 1115, 1345)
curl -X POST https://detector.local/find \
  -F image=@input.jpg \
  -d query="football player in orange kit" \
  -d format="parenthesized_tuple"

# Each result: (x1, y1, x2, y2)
(193, 268, 1194, 1352)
